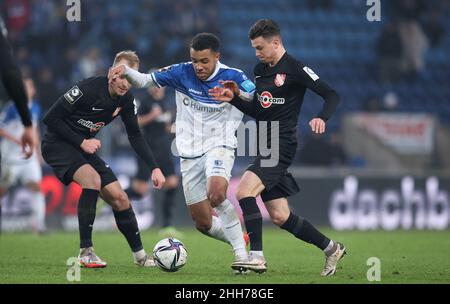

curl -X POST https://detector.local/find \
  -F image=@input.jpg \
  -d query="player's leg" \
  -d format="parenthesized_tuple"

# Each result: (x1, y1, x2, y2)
(159, 174, 182, 237)
(41, 139, 105, 267)
(205, 147, 249, 263)
(72, 164, 106, 268)
(235, 170, 265, 255)
(99, 180, 154, 267)
(22, 159, 46, 233)
(207, 176, 248, 261)
(264, 196, 346, 276)
(188, 199, 228, 243)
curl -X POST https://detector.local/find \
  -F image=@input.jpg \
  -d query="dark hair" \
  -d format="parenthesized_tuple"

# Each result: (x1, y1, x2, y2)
(248, 19, 281, 40)
(190, 33, 220, 53)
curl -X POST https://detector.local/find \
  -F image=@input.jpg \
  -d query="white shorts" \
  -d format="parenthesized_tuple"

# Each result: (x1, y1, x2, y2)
(180, 147, 235, 205)
(0, 159, 42, 188)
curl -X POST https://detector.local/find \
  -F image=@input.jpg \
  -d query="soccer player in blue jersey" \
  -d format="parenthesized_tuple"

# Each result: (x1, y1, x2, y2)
(109, 33, 256, 271)
(0, 77, 46, 233)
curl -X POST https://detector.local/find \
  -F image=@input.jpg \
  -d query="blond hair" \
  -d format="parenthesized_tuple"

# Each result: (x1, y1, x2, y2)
(113, 50, 140, 68)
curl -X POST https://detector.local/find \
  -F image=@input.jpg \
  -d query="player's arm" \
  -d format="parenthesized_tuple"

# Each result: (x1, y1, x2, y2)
(42, 86, 87, 148)
(209, 79, 257, 117)
(296, 65, 340, 134)
(121, 97, 165, 189)
(109, 64, 182, 91)
(0, 31, 32, 127)
(110, 65, 158, 88)
(0, 128, 21, 145)
(0, 29, 35, 157)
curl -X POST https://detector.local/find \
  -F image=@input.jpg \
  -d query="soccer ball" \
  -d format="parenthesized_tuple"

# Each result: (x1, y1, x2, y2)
(152, 238, 187, 272)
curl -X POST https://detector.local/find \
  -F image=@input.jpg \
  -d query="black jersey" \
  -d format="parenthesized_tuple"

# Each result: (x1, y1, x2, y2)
(231, 52, 340, 147)
(43, 76, 158, 171)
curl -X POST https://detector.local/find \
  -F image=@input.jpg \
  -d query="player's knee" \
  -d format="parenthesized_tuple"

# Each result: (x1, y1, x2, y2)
(236, 187, 251, 201)
(270, 210, 289, 226)
(112, 191, 130, 210)
(207, 191, 226, 207)
(82, 173, 101, 190)
(194, 217, 212, 233)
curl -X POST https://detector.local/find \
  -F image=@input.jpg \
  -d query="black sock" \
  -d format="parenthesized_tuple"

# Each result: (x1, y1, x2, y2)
(78, 189, 99, 248)
(280, 212, 330, 250)
(113, 207, 143, 252)
(239, 197, 263, 251)
(162, 188, 176, 228)
(125, 187, 143, 200)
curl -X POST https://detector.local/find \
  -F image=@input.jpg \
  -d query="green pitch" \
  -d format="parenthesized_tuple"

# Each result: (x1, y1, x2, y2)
(1, 228, 449, 284)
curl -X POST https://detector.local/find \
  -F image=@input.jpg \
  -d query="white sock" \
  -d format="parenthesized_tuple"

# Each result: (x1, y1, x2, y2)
(31, 191, 46, 231)
(132, 249, 147, 261)
(214, 199, 247, 258)
(324, 240, 335, 255)
(250, 250, 264, 258)
(206, 215, 228, 244)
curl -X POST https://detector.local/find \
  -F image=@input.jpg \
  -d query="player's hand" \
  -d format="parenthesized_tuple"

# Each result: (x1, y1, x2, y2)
(309, 118, 326, 134)
(21, 126, 35, 159)
(208, 87, 234, 102)
(151, 168, 166, 190)
(219, 80, 240, 96)
(108, 65, 126, 84)
(80, 138, 101, 154)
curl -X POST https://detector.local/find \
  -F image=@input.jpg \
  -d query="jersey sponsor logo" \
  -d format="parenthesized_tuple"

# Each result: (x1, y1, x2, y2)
(303, 66, 319, 81)
(241, 79, 256, 93)
(92, 107, 103, 111)
(188, 88, 203, 95)
(112, 106, 122, 117)
(274, 73, 286, 87)
(64, 86, 83, 104)
(77, 119, 105, 132)
(182, 97, 223, 113)
(257, 91, 285, 108)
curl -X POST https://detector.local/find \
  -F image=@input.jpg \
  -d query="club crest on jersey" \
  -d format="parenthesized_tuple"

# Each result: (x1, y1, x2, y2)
(258, 91, 285, 108)
(274, 73, 286, 87)
(112, 107, 122, 117)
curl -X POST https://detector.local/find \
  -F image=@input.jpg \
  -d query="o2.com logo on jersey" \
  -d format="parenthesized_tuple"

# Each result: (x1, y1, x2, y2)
(77, 119, 105, 132)
(258, 91, 285, 108)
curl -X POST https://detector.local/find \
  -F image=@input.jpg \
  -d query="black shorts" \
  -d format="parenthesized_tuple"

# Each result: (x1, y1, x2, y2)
(135, 136, 175, 181)
(247, 142, 300, 201)
(41, 138, 117, 187)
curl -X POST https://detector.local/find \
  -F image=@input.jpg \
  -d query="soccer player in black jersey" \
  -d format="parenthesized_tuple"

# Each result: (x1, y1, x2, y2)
(210, 19, 346, 276)
(41, 51, 165, 268)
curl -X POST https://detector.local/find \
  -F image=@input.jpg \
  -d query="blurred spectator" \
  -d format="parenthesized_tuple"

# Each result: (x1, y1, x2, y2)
(422, 10, 446, 48)
(376, 22, 404, 84)
(398, 20, 429, 77)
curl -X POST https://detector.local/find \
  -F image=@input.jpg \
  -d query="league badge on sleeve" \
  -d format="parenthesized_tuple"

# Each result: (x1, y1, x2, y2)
(64, 86, 83, 104)
(274, 73, 286, 87)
